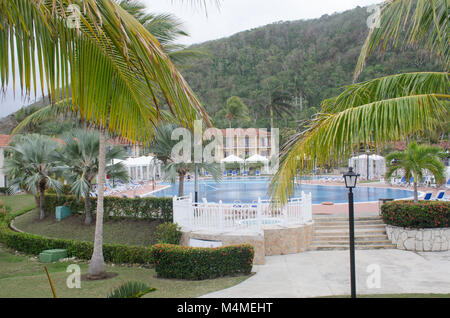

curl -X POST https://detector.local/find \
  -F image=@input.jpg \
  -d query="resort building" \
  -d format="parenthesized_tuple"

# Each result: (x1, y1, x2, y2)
(0, 135, 10, 187)
(205, 128, 273, 161)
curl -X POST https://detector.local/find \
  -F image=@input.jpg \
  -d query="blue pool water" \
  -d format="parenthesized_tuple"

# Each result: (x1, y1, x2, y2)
(146, 177, 414, 204)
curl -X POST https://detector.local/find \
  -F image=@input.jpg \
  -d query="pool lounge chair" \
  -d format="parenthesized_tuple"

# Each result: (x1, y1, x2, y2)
(228, 170, 233, 176)
(243, 170, 248, 176)
(422, 192, 433, 200)
(232, 170, 237, 177)
(446, 178, 450, 189)
(223, 171, 228, 177)
(256, 170, 260, 176)
(435, 190, 447, 201)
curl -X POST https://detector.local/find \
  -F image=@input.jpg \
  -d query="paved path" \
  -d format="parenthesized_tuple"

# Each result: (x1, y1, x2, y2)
(202, 249, 450, 297)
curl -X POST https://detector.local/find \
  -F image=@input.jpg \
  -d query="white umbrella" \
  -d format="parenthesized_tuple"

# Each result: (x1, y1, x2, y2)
(245, 154, 269, 163)
(221, 154, 245, 163)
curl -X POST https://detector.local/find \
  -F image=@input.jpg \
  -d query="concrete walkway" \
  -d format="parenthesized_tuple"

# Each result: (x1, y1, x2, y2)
(202, 249, 450, 297)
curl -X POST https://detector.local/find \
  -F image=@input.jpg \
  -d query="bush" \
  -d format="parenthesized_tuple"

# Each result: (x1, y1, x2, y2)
(0, 221, 155, 264)
(155, 223, 182, 244)
(152, 243, 254, 280)
(381, 200, 449, 229)
(44, 194, 173, 222)
(0, 187, 8, 195)
(46, 184, 72, 195)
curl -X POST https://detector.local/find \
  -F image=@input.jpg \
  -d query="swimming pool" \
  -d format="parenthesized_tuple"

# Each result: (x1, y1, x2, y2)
(146, 177, 414, 204)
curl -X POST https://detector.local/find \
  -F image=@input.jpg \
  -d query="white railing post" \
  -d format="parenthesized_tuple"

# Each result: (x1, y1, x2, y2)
(257, 197, 262, 229)
(219, 200, 224, 231)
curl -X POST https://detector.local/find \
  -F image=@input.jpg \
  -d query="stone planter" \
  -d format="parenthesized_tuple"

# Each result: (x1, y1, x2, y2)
(386, 225, 450, 252)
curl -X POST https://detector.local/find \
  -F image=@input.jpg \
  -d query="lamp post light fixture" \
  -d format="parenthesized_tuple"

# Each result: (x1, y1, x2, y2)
(343, 167, 359, 298)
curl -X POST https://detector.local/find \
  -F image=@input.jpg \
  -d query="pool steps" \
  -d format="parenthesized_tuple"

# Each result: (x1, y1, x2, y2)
(309, 216, 394, 251)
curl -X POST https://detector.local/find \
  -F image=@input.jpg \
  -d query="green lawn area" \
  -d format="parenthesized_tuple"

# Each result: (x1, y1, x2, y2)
(1, 194, 35, 214)
(0, 245, 249, 298)
(14, 209, 162, 246)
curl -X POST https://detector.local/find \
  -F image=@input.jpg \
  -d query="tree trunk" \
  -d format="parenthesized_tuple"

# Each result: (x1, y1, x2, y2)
(39, 183, 46, 220)
(178, 172, 185, 197)
(270, 108, 274, 130)
(84, 191, 92, 225)
(413, 181, 418, 203)
(88, 131, 107, 278)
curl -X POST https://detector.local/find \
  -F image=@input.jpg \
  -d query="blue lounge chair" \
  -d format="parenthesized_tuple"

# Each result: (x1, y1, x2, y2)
(243, 170, 248, 176)
(422, 192, 433, 200)
(256, 170, 260, 176)
(205, 171, 210, 177)
(223, 171, 228, 177)
(228, 170, 233, 176)
(435, 190, 446, 201)
(232, 170, 237, 177)
(446, 178, 450, 189)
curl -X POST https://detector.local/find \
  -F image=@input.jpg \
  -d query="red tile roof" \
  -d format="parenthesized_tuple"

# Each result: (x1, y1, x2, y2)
(0, 135, 10, 147)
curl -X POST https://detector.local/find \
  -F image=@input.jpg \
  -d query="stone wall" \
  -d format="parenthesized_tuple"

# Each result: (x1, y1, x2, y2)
(181, 222, 314, 265)
(386, 225, 450, 252)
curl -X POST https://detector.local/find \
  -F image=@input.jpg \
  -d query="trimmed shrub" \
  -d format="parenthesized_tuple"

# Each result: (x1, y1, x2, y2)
(152, 243, 254, 280)
(46, 184, 72, 195)
(381, 200, 449, 229)
(44, 194, 173, 222)
(155, 223, 182, 244)
(0, 187, 8, 195)
(0, 222, 155, 264)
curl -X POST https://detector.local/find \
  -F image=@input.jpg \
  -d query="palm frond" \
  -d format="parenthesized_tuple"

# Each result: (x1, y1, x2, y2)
(355, 0, 448, 80)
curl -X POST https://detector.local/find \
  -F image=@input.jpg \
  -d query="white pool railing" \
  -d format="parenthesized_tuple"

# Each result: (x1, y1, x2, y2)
(173, 192, 312, 232)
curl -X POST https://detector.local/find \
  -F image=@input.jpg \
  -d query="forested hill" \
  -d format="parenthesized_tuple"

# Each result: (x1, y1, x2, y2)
(181, 6, 441, 129)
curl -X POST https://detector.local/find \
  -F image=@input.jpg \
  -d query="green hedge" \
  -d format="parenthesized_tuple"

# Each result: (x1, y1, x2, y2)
(44, 194, 173, 222)
(152, 243, 254, 280)
(0, 222, 155, 264)
(0, 187, 8, 195)
(381, 200, 449, 229)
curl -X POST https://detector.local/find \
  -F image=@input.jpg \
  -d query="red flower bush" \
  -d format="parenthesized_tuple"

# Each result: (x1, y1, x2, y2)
(381, 200, 449, 229)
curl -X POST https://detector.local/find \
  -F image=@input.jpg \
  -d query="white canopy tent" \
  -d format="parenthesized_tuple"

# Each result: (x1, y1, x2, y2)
(245, 154, 269, 173)
(114, 155, 161, 181)
(348, 154, 386, 180)
(220, 155, 244, 173)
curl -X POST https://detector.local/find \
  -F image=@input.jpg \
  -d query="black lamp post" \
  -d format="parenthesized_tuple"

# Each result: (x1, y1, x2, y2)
(343, 167, 359, 298)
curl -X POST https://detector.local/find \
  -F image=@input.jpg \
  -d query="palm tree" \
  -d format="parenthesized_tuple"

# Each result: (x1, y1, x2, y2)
(1, 0, 214, 278)
(3, 134, 62, 220)
(56, 130, 129, 225)
(265, 89, 293, 130)
(385, 142, 445, 202)
(270, 0, 449, 203)
(222, 96, 251, 128)
(150, 123, 222, 196)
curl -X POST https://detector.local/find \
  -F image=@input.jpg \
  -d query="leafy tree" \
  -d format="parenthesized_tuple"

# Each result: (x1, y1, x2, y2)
(4, 134, 62, 220)
(270, 0, 449, 203)
(385, 142, 445, 202)
(56, 130, 129, 225)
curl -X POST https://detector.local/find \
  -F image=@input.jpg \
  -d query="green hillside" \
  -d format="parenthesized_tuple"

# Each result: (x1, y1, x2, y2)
(180, 6, 442, 129)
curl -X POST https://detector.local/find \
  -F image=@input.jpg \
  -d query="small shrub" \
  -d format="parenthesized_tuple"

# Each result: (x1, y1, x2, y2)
(108, 281, 156, 298)
(155, 223, 182, 244)
(0, 187, 9, 195)
(381, 200, 449, 229)
(46, 184, 72, 195)
(152, 243, 254, 280)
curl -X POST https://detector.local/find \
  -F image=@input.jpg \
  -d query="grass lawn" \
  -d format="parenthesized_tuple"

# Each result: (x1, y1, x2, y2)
(1, 194, 35, 214)
(14, 209, 162, 246)
(0, 245, 249, 298)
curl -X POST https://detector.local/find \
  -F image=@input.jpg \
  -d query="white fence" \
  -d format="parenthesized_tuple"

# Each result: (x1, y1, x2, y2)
(173, 192, 312, 232)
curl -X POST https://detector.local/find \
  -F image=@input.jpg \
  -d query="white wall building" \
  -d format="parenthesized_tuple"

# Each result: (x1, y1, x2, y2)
(0, 135, 10, 187)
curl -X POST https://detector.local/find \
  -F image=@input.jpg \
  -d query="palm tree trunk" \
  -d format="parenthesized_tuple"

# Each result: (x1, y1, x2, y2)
(84, 192, 92, 225)
(88, 131, 107, 278)
(270, 108, 274, 130)
(413, 181, 418, 203)
(178, 172, 185, 197)
(39, 182, 46, 220)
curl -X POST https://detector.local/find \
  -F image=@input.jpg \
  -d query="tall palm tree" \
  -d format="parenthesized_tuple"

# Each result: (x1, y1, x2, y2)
(1, 0, 215, 278)
(150, 123, 222, 196)
(385, 142, 445, 202)
(224, 96, 251, 128)
(270, 0, 449, 203)
(4, 134, 62, 220)
(265, 89, 293, 130)
(56, 130, 129, 225)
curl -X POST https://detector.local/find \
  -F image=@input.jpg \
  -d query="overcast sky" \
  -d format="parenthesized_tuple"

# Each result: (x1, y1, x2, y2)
(0, 0, 382, 118)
